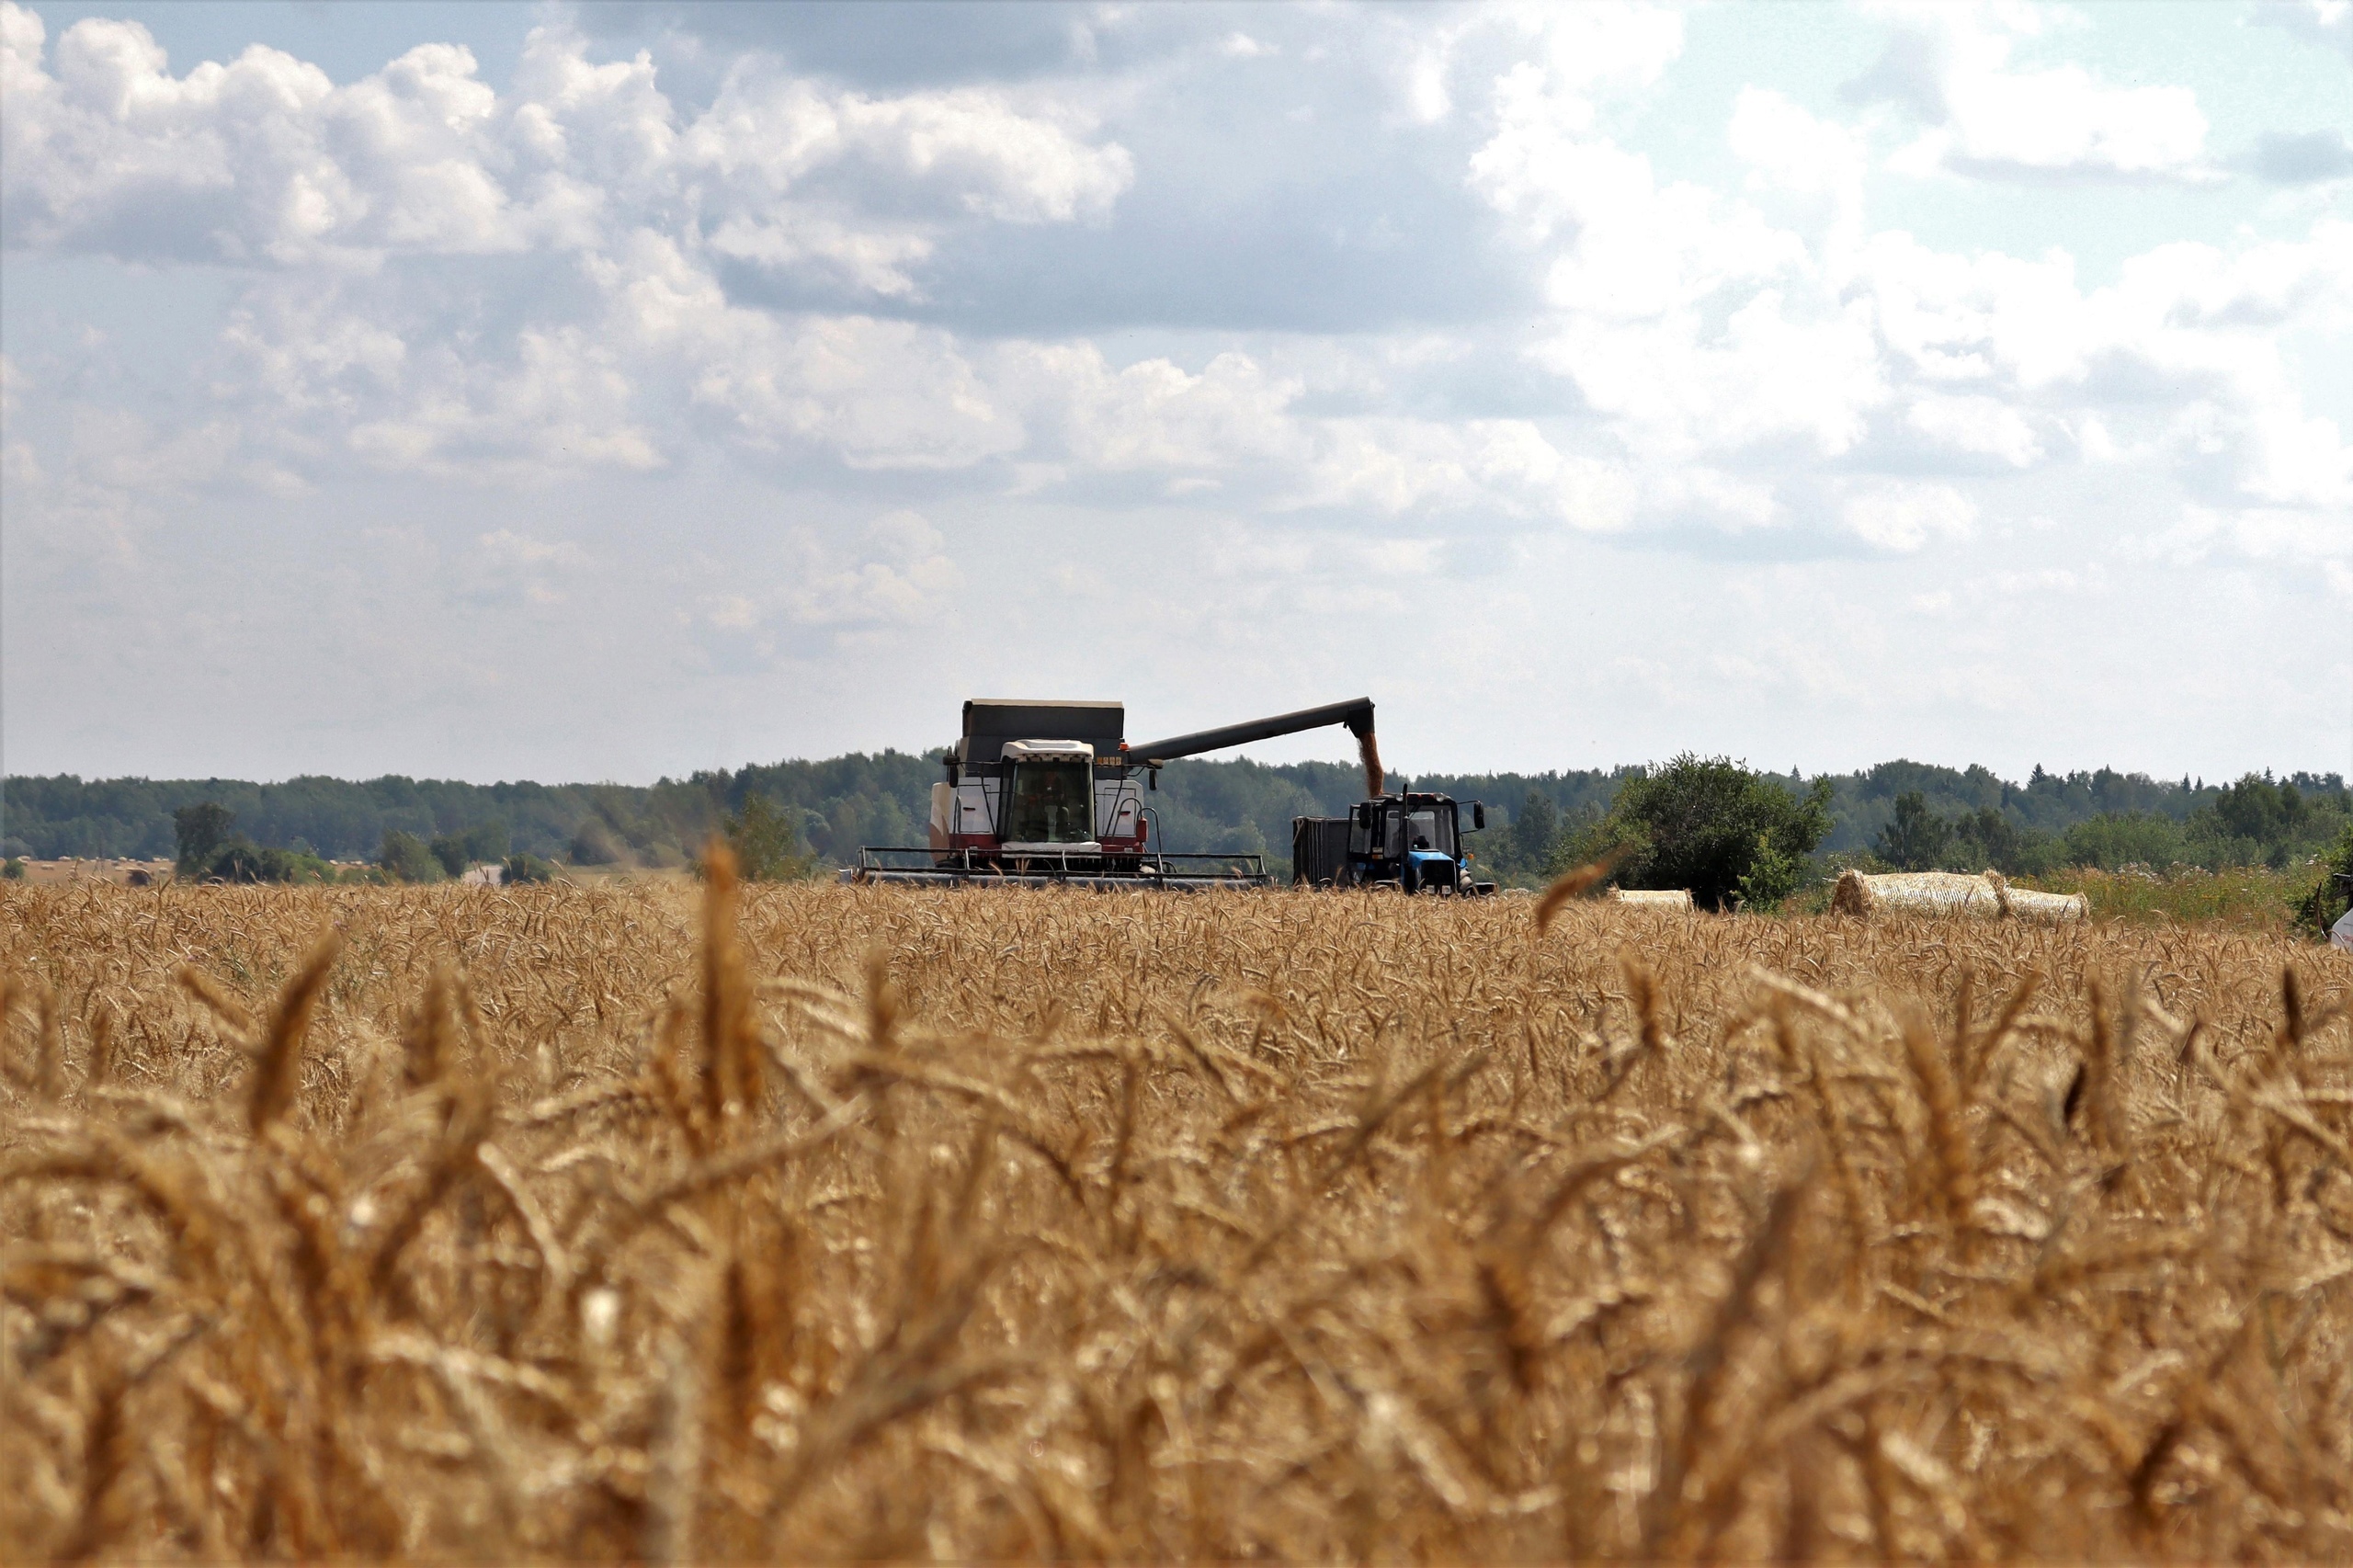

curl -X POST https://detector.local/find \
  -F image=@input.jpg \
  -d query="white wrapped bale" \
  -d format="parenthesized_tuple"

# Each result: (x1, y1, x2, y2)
(1611, 888, 1694, 909)
(1832, 868, 2086, 923)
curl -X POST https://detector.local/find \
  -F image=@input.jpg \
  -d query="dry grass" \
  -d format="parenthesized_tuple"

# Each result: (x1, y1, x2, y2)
(3, 867, 2349, 1562)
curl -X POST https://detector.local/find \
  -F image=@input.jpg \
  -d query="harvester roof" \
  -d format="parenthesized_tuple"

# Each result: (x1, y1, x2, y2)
(959, 699, 1124, 764)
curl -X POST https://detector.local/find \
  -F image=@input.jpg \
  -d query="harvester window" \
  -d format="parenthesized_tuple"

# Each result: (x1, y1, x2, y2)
(1406, 810, 1450, 856)
(1006, 762, 1095, 844)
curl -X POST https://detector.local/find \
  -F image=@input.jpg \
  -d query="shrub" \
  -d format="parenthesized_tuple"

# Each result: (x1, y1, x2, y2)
(380, 829, 443, 883)
(207, 841, 335, 884)
(2295, 822, 2353, 937)
(502, 852, 560, 885)
(723, 794, 819, 881)
(1735, 834, 1802, 910)
(2062, 812, 2187, 872)
(1582, 755, 1833, 911)
(2, 858, 23, 881)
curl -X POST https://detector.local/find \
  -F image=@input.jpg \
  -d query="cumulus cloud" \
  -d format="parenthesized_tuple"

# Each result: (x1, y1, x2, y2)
(1842, 481, 1978, 551)
(0, 3, 1131, 287)
(2250, 0, 2353, 62)
(8, 0, 2340, 546)
(2, 9, 524, 265)
(790, 509, 964, 628)
(1730, 86, 1868, 234)
(2246, 128, 2353, 185)
(3, 0, 2347, 779)
(455, 529, 593, 606)
(690, 508, 964, 656)
(1905, 392, 2043, 467)
(1848, 3, 2215, 183)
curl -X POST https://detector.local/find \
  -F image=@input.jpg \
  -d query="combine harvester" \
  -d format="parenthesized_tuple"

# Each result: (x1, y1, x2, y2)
(844, 697, 1491, 892)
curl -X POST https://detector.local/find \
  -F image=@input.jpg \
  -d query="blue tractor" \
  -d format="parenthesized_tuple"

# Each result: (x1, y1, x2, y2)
(1291, 792, 1496, 894)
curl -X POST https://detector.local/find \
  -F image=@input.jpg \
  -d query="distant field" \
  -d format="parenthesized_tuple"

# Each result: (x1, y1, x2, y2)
(7, 858, 178, 886)
(2, 881, 2347, 1562)
(2026, 865, 2330, 930)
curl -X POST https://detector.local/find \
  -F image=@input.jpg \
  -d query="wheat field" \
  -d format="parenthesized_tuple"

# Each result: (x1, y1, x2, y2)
(2, 868, 2348, 1562)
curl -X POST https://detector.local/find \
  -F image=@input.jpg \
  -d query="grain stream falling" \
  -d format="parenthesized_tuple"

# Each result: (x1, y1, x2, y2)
(2, 868, 2349, 1562)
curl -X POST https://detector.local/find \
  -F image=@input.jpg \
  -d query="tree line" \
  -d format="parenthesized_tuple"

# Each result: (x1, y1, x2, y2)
(6, 753, 2347, 903)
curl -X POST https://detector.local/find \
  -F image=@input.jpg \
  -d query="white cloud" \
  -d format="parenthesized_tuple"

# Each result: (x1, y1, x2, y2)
(0, 3, 1131, 289)
(1842, 481, 1978, 551)
(696, 311, 1025, 472)
(1730, 86, 1867, 229)
(778, 511, 963, 630)
(457, 529, 593, 606)
(686, 69, 1131, 227)
(2132, 501, 2353, 571)
(17, 0, 2339, 547)
(1, 8, 529, 265)
(6, 1, 2349, 782)
(2251, 0, 2353, 62)
(222, 276, 662, 483)
(1856, 3, 2215, 182)
(1905, 392, 2043, 466)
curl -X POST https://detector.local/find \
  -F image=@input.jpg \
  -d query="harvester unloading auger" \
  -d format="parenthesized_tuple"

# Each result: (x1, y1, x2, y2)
(842, 696, 1483, 891)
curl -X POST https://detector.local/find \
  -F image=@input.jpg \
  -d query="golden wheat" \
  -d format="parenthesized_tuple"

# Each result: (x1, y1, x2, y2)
(2, 866, 2347, 1561)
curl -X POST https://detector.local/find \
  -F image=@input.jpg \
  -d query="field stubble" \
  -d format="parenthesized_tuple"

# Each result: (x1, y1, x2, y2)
(1, 870, 2348, 1562)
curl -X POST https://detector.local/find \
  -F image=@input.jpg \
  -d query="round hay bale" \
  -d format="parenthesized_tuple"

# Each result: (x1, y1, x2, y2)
(1831, 868, 1877, 917)
(1834, 868, 2086, 923)
(1983, 870, 2088, 923)
(1835, 869, 2002, 918)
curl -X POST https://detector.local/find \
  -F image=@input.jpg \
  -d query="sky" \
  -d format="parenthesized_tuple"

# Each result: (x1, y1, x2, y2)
(2, 0, 2348, 787)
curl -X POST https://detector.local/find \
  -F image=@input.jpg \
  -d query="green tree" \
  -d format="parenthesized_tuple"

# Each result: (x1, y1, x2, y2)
(380, 829, 443, 883)
(433, 820, 511, 874)
(429, 835, 470, 877)
(725, 794, 818, 881)
(1592, 756, 1834, 911)
(1946, 806, 2055, 875)
(2204, 774, 2306, 844)
(1872, 791, 1953, 871)
(1735, 834, 1802, 910)
(2, 858, 23, 881)
(208, 842, 334, 883)
(2062, 812, 2187, 871)
(1508, 790, 1559, 879)
(570, 818, 624, 866)
(174, 801, 234, 875)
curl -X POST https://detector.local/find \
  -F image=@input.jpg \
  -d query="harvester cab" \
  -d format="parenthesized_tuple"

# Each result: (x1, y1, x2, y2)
(844, 696, 1386, 889)
(1291, 793, 1496, 894)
